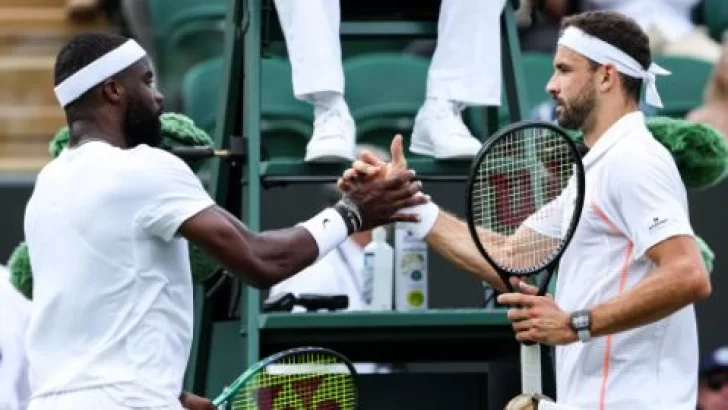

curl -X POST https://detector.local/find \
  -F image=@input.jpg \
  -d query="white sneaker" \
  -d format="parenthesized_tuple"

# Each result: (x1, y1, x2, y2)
(304, 108, 356, 163)
(410, 100, 482, 159)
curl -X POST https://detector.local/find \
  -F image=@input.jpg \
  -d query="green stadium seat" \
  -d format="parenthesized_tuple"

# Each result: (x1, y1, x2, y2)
(182, 56, 312, 158)
(258, 57, 313, 159)
(701, 0, 728, 42)
(182, 57, 222, 135)
(652, 55, 713, 118)
(466, 52, 555, 137)
(343, 52, 430, 150)
(149, 0, 228, 104)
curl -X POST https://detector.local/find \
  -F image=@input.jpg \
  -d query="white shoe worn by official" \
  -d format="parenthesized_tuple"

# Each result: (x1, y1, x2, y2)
(410, 99, 481, 160)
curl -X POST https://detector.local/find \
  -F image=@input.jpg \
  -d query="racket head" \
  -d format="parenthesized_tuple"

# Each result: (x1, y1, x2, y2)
(465, 120, 586, 293)
(212, 346, 358, 410)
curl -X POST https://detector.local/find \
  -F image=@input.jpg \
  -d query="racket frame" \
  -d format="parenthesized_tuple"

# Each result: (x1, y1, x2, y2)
(212, 346, 359, 409)
(464, 120, 586, 396)
(465, 120, 586, 295)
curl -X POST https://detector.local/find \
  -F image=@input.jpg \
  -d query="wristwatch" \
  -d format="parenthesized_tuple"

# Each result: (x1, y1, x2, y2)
(569, 310, 593, 342)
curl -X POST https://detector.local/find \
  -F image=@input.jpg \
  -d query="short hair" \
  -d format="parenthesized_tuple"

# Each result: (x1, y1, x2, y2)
(561, 11, 651, 103)
(54, 32, 130, 119)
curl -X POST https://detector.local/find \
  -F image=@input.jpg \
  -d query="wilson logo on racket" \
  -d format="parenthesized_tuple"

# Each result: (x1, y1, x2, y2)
(485, 170, 564, 231)
(255, 376, 341, 410)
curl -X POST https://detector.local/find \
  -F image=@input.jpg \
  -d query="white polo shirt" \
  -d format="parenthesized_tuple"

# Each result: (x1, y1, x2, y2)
(527, 112, 697, 409)
(23, 141, 214, 407)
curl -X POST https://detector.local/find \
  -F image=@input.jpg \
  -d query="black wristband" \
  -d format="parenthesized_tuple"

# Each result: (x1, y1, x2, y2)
(333, 198, 362, 234)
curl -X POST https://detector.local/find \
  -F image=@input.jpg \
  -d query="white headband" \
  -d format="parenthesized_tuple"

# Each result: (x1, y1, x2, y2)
(54, 39, 147, 108)
(557, 26, 670, 108)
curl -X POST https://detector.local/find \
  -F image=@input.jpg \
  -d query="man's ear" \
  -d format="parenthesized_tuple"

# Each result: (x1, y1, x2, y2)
(597, 63, 617, 92)
(100, 79, 124, 105)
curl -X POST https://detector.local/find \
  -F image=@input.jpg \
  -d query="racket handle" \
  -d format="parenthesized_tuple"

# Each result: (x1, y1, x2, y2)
(521, 343, 542, 395)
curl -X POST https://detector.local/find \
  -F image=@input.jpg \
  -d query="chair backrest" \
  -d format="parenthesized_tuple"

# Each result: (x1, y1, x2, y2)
(519, 52, 555, 109)
(343, 52, 430, 121)
(466, 52, 555, 136)
(149, 0, 228, 50)
(182, 56, 313, 145)
(182, 57, 224, 135)
(702, 0, 728, 42)
(260, 58, 313, 122)
(652, 55, 713, 117)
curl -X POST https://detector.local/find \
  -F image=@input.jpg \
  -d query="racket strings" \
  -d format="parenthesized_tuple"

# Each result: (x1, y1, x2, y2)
(232, 351, 356, 410)
(472, 128, 579, 273)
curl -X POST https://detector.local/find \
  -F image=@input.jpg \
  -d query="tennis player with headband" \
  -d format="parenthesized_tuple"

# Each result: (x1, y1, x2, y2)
(23, 32, 425, 410)
(340, 11, 711, 410)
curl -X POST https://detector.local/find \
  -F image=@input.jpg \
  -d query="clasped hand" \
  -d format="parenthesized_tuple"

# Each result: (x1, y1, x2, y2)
(336, 135, 429, 228)
(498, 278, 578, 346)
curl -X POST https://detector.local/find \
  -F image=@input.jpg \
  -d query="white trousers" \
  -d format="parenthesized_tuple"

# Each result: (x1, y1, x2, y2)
(27, 387, 184, 410)
(273, 0, 506, 106)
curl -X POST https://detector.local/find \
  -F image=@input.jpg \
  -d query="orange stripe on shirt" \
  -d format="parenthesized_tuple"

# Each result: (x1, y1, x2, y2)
(591, 202, 633, 410)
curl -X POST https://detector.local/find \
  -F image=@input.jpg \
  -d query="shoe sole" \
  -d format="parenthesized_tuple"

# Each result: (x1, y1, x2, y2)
(304, 147, 355, 163)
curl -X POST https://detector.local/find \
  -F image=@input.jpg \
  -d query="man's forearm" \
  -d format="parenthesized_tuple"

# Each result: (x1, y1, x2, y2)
(425, 210, 507, 291)
(589, 263, 709, 338)
(213, 207, 334, 287)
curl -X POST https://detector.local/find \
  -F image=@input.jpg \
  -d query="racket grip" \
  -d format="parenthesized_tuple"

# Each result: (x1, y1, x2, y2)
(521, 343, 543, 394)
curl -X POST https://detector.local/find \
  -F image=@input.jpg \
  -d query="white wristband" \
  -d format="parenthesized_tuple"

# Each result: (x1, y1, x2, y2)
(298, 208, 349, 261)
(396, 201, 439, 240)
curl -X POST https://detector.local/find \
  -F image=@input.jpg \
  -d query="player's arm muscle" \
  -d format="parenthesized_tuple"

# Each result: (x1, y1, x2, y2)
(179, 205, 318, 289)
(590, 235, 711, 337)
(425, 210, 507, 290)
(424, 211, 554, 291)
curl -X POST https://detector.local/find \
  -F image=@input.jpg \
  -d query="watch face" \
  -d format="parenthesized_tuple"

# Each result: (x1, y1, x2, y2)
(572, 312, 590, 329)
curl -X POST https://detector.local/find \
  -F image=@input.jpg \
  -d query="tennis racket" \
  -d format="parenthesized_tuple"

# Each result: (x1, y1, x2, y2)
(212, 346, 358, 410)
(465, 120, 586, 397)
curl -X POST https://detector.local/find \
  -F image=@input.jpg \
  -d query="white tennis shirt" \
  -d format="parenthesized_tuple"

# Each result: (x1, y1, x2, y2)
(23, 141, 214, 406)
(526, 111, 697, 409)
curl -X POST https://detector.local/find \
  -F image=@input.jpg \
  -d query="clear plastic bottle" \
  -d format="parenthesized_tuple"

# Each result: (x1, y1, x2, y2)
(362, 227, 394, 310)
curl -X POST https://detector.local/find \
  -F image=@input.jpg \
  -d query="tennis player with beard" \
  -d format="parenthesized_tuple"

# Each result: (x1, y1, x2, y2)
(340, 11, 712, 410)
(22, 32, 425, 410)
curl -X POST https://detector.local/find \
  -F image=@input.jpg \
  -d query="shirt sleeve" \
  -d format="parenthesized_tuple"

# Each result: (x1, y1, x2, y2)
(604, 149, 694, 261)
(134, 150, 216, 241)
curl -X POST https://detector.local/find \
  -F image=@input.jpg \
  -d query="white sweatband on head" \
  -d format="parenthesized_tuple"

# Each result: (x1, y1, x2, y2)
(557, 26, 671, 108)
(298, 208, 349, 261)
(54, 39, 147, 108)
(395, 201, 439, 240)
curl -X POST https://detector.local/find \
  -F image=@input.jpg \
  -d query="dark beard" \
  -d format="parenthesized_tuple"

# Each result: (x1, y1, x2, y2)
(123, 94, 162, 148)
(556, 84, 596, 131)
